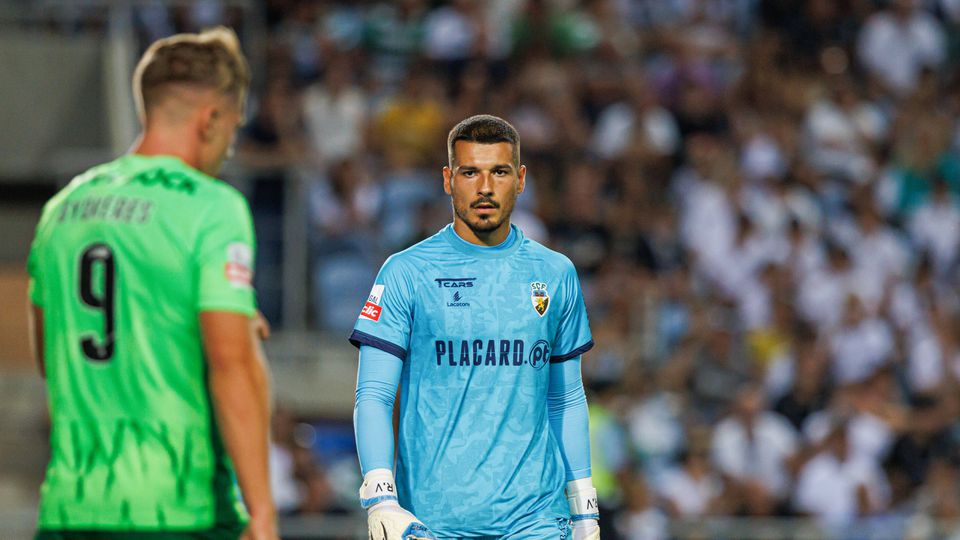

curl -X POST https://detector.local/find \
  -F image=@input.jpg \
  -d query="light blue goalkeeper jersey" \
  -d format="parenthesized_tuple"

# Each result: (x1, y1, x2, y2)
(349, 224, 593, 536)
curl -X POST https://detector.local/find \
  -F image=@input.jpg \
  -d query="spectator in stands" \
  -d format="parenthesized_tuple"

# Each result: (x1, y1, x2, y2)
(238, 79, 308, 171)
(827, 295, 895, 385)
(908, 176, 960, 278)
(802, 76, 884, 183)
(591, 69, 680, 164)
(422, 0, 484, 88)
(656, 426, 727, 517)
(797, 241, 855, 330)
(773, 333, 832, 431)
(857, 0, 946, 98)
(804, 373, 902, 466)
(302, 54, 368, 170)
(886, 395, 958, 489)
(794, 417, 891, 526)
(363, 0, 427, 85)
(371, 69, 447, 168)
(711, 384, 799, 515)
(269, 407, 337, 516)
(309, 159, 380, 331)
(906, 457, 960, 536)
(616, 470, 668, 540)
(689, 319, 754, 421)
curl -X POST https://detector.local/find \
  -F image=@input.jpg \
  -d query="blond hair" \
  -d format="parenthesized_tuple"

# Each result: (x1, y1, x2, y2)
(132, 27, 251, 121)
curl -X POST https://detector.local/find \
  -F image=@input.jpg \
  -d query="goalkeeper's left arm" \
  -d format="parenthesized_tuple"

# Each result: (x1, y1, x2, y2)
(354, 345, 436, 540)
(548, 356, 600, 540)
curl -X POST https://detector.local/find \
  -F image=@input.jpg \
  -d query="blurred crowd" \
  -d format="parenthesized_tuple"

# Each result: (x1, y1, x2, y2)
(114, 0, 960, 537)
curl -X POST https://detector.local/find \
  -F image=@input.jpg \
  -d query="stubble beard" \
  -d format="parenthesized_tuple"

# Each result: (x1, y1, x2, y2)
(454, 199, 512, 235)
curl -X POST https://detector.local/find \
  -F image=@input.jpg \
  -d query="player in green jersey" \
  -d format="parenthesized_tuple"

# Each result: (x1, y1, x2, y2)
(26, 28, 277, 540)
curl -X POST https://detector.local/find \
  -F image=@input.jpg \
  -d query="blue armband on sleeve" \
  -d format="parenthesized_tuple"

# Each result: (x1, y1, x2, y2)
(354, 345, 403, 474)
(547, 356, 592, 481)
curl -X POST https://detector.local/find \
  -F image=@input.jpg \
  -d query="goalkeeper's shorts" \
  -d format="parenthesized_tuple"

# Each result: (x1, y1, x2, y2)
(437, 517, 571, 540)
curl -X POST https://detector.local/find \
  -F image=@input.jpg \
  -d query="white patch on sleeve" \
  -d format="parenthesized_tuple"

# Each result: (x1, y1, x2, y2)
(224, 242, 253, 287)
(368, 284, 385, 304)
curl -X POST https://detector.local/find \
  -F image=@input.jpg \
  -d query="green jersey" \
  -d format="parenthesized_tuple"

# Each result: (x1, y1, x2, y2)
(27, 154, 256, 532)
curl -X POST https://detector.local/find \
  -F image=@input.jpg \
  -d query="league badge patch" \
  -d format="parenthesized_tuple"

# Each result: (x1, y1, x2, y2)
(224, 242, 253, 287)
(530, 281, 549, 317)
(360, 284, 384, 322)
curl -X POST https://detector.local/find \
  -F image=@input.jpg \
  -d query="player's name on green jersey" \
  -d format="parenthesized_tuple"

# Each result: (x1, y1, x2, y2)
(55, 195, 154, 225)
(52, 167, 204, 226)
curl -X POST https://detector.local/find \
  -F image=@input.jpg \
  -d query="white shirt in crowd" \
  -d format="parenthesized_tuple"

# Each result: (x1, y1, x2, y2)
(849, 227, 910, 312)
(889, 280, 932, 332)
(909, 197, 960, 275)
(269, 444, 301, 513)
(740, 185, 793, 242)
(804, 412, 893, 466)
(679, 173, 737, 265)
(828, 317, 894, 384)
(803, 99, 884, 180)
(423, 5, 477, 60)
(711, 412, 799, 498)
(787, 231, 826, 284)
(712, 232, 776, 297)
(741, 132, 787, 183)
(616, 508, 669, 540)
(794, 451, 890, 525)
(302, 85, 367, 165)
(857, 7, 946, 96)
(627, 393, 685, 469)
(656, 466, 722, 516)
(797, 268, 853, 330)
(737, 277, 772, 331)
(592, 101, 680, 160)
(906, 325, 948, 394)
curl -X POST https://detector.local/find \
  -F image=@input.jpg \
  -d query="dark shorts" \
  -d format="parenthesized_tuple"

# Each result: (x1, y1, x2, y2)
(35, 522, 245, 540)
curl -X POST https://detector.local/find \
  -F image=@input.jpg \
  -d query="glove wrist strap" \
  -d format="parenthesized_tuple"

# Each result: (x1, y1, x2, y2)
(359, 468, 399, 509)
(566, 477, 600, 522)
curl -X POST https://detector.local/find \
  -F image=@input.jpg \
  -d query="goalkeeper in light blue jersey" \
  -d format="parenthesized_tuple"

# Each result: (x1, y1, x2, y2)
(350, 115, 600, 539)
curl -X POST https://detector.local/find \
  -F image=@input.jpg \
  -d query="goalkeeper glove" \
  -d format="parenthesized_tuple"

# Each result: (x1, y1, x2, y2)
(567, 477, 600, 540)
(360, 469, 437, 540)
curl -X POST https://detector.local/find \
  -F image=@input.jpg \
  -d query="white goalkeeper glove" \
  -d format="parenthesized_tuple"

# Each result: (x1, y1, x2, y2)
(360, 469, 437, 540)
(567, 477, 600, 540)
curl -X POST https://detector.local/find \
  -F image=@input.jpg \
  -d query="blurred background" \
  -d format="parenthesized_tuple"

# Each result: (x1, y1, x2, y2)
(4, 0, 960, 538)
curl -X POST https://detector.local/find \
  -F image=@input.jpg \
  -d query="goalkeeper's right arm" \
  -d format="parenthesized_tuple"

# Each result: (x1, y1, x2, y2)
(355, 346, 436, 539)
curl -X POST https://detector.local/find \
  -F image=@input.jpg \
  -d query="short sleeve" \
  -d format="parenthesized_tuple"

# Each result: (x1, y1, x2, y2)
(195, 193, 257, 316)
(348, 257, 415, 361)
(551, 262, 593, 362)
(27, 232, 44, 307)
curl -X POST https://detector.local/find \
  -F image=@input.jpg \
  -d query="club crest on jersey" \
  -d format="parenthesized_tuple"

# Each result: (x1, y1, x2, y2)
(530, 281, 549, 317)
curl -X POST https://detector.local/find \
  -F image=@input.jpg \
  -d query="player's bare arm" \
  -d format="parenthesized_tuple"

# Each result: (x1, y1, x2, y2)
(201, 311, 277, 539)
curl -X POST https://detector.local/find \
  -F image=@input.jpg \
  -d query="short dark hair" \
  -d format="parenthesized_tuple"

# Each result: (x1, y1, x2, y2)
(447, 114, 520, 168)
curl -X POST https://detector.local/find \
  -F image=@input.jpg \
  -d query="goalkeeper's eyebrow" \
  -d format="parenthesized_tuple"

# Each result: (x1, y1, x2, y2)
(454, 164, 515, 175)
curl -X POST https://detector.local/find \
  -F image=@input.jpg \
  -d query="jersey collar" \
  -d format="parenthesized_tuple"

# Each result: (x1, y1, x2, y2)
(442, 223, 523, 259)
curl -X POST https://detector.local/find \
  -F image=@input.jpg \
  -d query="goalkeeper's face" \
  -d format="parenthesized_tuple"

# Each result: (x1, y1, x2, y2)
(444, 141, 526, 239)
